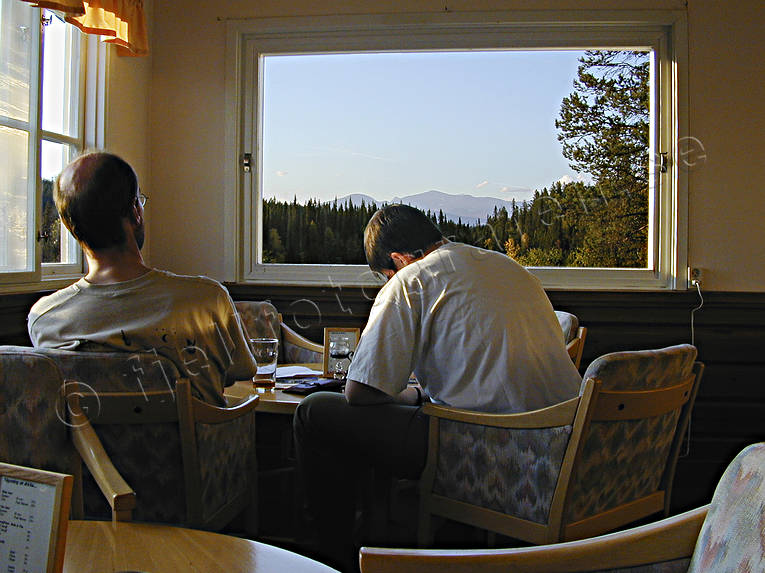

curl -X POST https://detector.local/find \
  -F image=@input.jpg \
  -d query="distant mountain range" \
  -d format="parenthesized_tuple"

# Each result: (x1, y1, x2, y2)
(331, 189, 531, 225)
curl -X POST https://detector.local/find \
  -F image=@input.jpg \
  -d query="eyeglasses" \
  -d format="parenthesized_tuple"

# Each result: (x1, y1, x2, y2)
(138, 192, 148, 207)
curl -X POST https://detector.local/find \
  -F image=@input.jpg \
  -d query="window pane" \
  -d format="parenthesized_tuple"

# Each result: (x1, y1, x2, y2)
(0, 0, 35, 123)
(0, 125, 32, 272)
(41, 139, 77, 264)
(260, 50, 650, 269)
(42, 10, 80, 136)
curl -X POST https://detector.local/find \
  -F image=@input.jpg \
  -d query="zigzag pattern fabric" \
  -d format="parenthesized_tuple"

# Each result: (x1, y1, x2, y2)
(688, 442, 765, 573)
(0, 350, 76, 476)
(433, 418, 572, 523)
(565, 344, 697, 523)
(197, 412, 255, 522)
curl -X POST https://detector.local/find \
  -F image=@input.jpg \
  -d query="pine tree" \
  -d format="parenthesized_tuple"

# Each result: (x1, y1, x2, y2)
(554, 50, 650, 268)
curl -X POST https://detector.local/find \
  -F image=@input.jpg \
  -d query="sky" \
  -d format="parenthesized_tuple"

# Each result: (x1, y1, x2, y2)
(262, 50, 592, 205)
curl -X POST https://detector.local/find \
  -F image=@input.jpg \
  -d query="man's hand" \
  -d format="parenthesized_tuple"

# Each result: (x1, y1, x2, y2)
(345, 379, 421, 406)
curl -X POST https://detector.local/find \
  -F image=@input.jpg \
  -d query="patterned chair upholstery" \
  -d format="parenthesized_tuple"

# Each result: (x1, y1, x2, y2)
(362, 443, 765, 573)
(235, 300, 323, 364)
(25, 347, 258, 532)
(564, 345, 701, 531)
(432, 419, 573, 525)
(555, 310, 579, 343)
(0, 348, 77, 477)
(0, 346, 134, 520)
(418, 344, 703, 546)
(687, 442, 765, 572)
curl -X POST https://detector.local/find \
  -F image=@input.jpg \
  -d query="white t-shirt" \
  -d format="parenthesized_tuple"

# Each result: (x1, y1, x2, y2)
(28, 269, 257, 406)
(347, 242, 581, 413)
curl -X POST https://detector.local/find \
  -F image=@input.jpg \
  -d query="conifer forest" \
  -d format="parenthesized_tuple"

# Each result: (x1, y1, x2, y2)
(259, 50, 650, 268)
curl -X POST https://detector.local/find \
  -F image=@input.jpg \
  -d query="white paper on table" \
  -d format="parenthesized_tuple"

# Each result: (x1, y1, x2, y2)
(276, 365, 323, 378)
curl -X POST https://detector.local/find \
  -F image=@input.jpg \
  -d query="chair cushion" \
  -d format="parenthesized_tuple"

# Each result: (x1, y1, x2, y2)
(687, 442, 765, 572)
(196, 411, 256, 522)
(234, 301, 282, 357)
(32, 347, 182, 392)
(82, 421, 186, 523)
(0, 347, 77, 475)
(555, 311, 579, 344)
(281, 339, 323, 365)
(581, 344, 697, 392)
(563, 410, 681, 523)
(565, 344, 698, 524)
(29, 348, 188, 522)
(433, 418, 573, 523)
(235, 300, 280, 339)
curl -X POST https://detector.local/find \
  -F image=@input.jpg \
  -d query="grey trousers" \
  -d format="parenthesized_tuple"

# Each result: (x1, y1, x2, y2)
(293, 391, 429, 572)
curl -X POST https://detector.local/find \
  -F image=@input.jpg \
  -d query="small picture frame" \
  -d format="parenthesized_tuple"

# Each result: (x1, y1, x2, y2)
(0, 462, 73, 573)
(323, 327, 361, 378)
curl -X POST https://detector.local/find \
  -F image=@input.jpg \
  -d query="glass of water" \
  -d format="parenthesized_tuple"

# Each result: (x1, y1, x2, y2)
(250, 337, 279, 388)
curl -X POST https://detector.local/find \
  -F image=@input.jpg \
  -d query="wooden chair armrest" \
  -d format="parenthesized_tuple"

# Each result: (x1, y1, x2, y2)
(280, 320, 324, 354)
(69, 400, 136, 521)
(422, 395, 581, 428)
(192, 392, 260, 424)
(566, 326, 587, 369)
(361, 505, 707, 573)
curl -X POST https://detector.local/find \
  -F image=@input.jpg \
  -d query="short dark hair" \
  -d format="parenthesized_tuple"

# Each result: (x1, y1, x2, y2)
(364, 204, 444, 273)
(54, 152, 139, 250)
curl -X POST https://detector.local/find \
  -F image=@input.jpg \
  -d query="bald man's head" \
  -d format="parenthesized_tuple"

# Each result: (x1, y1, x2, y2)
(54, 152, 140, 250)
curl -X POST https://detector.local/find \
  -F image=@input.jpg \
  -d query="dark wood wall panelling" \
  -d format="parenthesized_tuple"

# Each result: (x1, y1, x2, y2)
(0, 291, 53, 346)
(4, 285, 764, 513)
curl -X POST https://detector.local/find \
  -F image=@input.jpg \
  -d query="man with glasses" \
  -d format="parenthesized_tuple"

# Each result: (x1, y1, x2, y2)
(294, 204, 581, 571)
(28, 151, 257, 406)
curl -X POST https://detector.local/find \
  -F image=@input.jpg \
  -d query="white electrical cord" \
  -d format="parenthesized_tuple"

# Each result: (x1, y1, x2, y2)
(690, 280, 704, 346)
(683, 279, 704, 458)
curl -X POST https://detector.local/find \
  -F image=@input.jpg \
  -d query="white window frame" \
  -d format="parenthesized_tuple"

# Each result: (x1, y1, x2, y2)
(225, 10, 688, 290)
(0, 5, 106, 292)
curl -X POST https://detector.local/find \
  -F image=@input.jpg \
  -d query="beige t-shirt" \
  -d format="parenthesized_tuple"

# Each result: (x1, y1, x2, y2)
(28, 269, 257, 406)
(348, 242, 582, 413)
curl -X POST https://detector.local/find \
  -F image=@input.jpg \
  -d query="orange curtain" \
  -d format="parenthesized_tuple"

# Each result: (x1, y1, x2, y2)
(19, 0, 85, 14)
(19, 0, 148, 56)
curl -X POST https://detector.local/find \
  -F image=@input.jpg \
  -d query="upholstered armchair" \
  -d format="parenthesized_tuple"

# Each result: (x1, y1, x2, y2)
(0, 346, 135, 520)
(555, 310, 587, 369)
(234, 300, 323, 365)
(362, 442, 765, 573)
(28, 347, 259, 533)
(417, 344, 704, 546)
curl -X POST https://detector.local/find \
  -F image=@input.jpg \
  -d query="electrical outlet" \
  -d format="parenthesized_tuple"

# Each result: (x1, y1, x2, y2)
(689, 267, 703, 284)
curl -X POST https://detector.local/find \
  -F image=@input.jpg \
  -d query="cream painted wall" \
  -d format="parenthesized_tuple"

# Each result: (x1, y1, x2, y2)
(686, 0, 765, 291)
(138, 0, 764, 291)
(103, 0, 153, 263)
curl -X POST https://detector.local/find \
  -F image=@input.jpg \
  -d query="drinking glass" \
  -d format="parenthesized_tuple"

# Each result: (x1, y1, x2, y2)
(250, 337, 279, 388)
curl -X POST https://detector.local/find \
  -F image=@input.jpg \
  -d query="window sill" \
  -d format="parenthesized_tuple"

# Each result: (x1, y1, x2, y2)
(0, 275, 82, 295)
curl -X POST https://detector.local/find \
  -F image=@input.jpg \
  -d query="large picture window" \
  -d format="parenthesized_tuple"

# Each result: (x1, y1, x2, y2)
(227, 11, 687, 289)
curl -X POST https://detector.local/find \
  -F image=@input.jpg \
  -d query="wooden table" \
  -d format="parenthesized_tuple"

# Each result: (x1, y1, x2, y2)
(227, 381, 306, 414)
(64, 520, 339, 572)
(227, 364, 327, 414)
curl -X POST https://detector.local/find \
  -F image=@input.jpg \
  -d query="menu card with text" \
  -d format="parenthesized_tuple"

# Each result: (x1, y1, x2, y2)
(0, 474, 60, 573)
